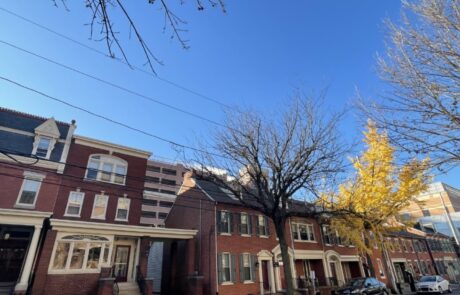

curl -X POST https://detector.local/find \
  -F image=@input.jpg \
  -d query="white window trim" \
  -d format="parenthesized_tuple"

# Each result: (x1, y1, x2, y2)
(84, 154, 128, 186)
(48, 233, 113, 274)
(32, 135, 56, 160)
(219, 211, 232, 235)
(15, 171, 45, 208)
(221, 252, 233, 284)
(292, 222, 316, 242)
(241, 252, 255, 283)
(91, 194, 109, 220)
(240, 213, 250, 236)
(64, 191, 85, 217)
(115, 197, 130, 222)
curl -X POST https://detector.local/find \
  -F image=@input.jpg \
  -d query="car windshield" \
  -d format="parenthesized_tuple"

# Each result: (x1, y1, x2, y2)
(347, 279, 366, 287)
(419, 276, 437, 282)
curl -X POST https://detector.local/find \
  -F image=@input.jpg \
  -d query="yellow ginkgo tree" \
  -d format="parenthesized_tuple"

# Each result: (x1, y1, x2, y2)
(324, 120, 429, 275)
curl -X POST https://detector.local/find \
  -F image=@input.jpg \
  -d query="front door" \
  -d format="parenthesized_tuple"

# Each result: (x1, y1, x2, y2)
(329, 262, 338, 286)
(113, 245, 130, 282)
(262, 260, 270, 292)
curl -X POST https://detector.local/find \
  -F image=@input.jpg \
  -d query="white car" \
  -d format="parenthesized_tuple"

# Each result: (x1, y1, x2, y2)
(415, 275, 452, 294)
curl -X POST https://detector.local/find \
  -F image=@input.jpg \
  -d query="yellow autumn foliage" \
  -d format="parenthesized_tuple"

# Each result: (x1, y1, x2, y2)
(326, 120, 429, 253)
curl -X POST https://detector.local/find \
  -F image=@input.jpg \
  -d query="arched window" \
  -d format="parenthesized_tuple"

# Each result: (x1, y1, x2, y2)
(85, 154, 128, 185)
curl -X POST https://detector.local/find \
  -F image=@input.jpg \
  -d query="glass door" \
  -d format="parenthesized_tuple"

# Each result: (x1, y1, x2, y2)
(113, 245, 130, 282)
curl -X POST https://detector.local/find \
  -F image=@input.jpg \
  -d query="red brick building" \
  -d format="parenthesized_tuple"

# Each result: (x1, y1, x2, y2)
(0, 108, 76, 294)
(165, 173, 364, 295)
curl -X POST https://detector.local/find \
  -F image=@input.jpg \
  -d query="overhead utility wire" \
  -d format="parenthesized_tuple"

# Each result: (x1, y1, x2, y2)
(0, 147, 228, 196)
(0, 6, 231, 109)
(0, 75, 228, 160)
(0, 40, 231, 131)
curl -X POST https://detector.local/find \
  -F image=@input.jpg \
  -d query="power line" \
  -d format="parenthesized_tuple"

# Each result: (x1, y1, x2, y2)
(0, 75, 228, 160)
(0, 5, 231, 109)
(0, 39, 231, 130)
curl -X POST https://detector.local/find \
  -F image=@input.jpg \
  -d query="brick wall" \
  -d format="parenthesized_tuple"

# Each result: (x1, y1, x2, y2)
(52, 142, 147, 225)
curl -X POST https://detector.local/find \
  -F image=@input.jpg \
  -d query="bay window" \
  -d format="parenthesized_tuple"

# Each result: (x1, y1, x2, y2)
(50, 235, 112, 273)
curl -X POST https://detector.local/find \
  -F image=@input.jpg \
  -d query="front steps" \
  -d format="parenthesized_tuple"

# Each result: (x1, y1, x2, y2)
(117, 282, 142, 295)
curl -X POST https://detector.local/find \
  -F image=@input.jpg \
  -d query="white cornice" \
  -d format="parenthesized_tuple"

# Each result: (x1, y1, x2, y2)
(74, 135, 151, 159)
(50, 219, 197, 239)
(0, 208, 52, 227)
(0, 154, 60, 170)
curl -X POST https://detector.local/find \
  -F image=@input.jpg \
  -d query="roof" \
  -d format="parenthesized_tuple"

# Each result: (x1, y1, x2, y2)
(73, 135, 151, 159)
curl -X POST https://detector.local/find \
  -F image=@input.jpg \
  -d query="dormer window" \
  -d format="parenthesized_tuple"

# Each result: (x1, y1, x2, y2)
(85, 154, 128, 185)
(32, 118, 60, 160)
(36, 137, 51, 158)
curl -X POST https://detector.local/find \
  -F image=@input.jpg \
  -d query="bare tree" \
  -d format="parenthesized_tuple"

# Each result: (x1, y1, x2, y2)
(192, 94, 349, 295)
(362, 0, 460, 171)
(53, 0, 225, 73)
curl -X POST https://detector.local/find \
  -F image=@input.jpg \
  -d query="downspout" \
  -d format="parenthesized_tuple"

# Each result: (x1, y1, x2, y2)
(382, 243, 398, 293)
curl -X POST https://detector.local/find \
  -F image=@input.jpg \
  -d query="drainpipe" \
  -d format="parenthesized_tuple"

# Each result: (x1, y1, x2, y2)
(382, 243, 399, 293)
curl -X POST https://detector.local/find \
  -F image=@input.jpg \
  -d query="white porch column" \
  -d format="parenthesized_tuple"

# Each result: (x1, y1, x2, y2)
(133, 237, 141, 280)
(15, 225, 41, 292)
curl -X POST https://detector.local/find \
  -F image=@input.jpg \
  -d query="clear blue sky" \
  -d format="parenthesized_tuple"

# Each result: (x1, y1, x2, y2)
(0, 1, 458, 185)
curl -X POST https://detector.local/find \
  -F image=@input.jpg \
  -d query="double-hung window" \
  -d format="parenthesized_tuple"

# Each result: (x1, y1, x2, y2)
(65, 191, 85, 217)
(91, 194, 108, 219)
(36, 137, 51, 158)
(240, 253, 256, 282)
(85, 155, 128, 185)
(257, 215, 269, 236)
(218, 253, 235, 284)
(240, 213, 251, 235)
(217, 211, 231, 234)
(292, 223, 315, 242)
(16, 172, 44, 208)
(115, 198, 130, 221)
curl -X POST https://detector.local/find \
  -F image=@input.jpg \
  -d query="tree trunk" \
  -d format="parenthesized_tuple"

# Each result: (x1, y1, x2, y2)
(364, 236, 375, 277)
(273, 215, 295, 295)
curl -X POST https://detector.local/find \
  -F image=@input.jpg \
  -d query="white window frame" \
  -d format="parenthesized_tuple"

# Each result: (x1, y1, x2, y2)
(91, 194, 109, 220)
(292, 222, 316, 242)
(64, 191, 85, 217)
(221, 252, 233, 284)
(15, 171, 45, 208)
(219, 211, 231, 235)
(48, 233, 113, 274)
(240, 213, 250, 236)
(32, 136, 56, 160)
(115, 197, 130, 221)
(241, 253, 254, 283)
(85, 154, 128, 185)
(258, 215, 269, 237)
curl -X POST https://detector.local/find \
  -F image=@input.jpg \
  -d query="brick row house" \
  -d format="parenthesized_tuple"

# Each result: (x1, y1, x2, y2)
(166, 172, 460, 295)
(165, 173, 365, 295)
(0, 108, 196, 295)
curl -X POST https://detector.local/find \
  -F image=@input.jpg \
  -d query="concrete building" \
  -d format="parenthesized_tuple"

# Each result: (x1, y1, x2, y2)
(400, 182, 460, 243)
(141, 160, 187, 226)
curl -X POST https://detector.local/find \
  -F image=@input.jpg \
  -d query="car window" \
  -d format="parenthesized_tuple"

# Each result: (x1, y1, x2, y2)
(420, 276, 437, 282)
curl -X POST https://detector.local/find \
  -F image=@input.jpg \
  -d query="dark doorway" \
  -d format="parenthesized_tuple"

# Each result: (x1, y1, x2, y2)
(0, 226, 32, 283)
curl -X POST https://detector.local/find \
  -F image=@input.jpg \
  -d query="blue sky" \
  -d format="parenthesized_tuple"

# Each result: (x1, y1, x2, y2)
(0, 1, 458, 185)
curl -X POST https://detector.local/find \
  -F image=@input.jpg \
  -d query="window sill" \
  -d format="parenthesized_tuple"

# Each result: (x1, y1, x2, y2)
(221, 282, 234, 286)
(48, 269, 102, 275)
(115, 218, 128, 222)
(243, 280, 255, 284)
(64, 214, 81, 218)
(240, 234, 251, 237)
(259, 235, 269, 239)
(220, 233, 231, 236)
(14, 204, 36, 210)
(294, 240, 317, 243)
(91, 217, 107, 220)
(84, 178, 126, 186)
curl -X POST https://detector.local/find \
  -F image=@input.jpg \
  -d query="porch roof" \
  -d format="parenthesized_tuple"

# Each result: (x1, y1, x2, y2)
(50, 219, 197, 240)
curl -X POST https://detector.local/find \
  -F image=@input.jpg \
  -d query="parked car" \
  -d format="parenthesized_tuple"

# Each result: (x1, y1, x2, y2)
(337, 277, 389, 295)
(415, 275, 452, 294)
